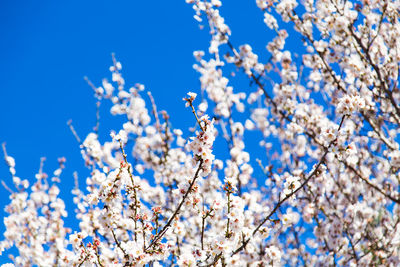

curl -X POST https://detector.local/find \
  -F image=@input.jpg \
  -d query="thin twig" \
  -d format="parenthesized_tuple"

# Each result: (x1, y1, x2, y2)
(145, 160, 204, 252)
(148, 91, 161, 133)
(67, 120, 82, 144)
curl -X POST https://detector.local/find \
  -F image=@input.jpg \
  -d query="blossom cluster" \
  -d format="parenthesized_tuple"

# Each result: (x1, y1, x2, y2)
(187, 115, 216, 176)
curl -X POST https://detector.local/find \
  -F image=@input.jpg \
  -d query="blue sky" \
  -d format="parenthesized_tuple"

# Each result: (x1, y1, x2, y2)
(0, 0, 276, 261)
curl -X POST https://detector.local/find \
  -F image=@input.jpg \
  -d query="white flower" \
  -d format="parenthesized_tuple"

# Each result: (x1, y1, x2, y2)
(244, 119, 255, 130)
(188, 92, 197, 100)
(281, 209, 300, 226)
(337, 94, 366, 115)
(345, 142, 358, 166)
(264, 13, 278, 29)
(53, 168, 62, 176)
(199, 101, 208, 112)
(5, 156, 15, 168)
(283, 175, 301, 197)
(320, 125, 337, 146)
(187, 115, 216, 176)
(69, 232, 85, 250)
(265, 245, 281, 262)
(184, 92, 197, 107)
(389, 150, 400, 167)
(83, 133, 103, 160)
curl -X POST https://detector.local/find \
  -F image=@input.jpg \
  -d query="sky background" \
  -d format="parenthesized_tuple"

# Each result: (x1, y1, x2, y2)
(0, 0, 277, 262)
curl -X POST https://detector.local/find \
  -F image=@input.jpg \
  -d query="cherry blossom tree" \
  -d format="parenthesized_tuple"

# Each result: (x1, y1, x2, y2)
(1, 0, 400, 266)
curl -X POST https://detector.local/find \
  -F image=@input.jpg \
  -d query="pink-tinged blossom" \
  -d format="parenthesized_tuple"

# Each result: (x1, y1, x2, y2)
(187, 115, 216, 176)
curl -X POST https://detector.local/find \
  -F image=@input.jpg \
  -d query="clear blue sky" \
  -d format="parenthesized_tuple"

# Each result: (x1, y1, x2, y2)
(0, 0, 274, 262)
